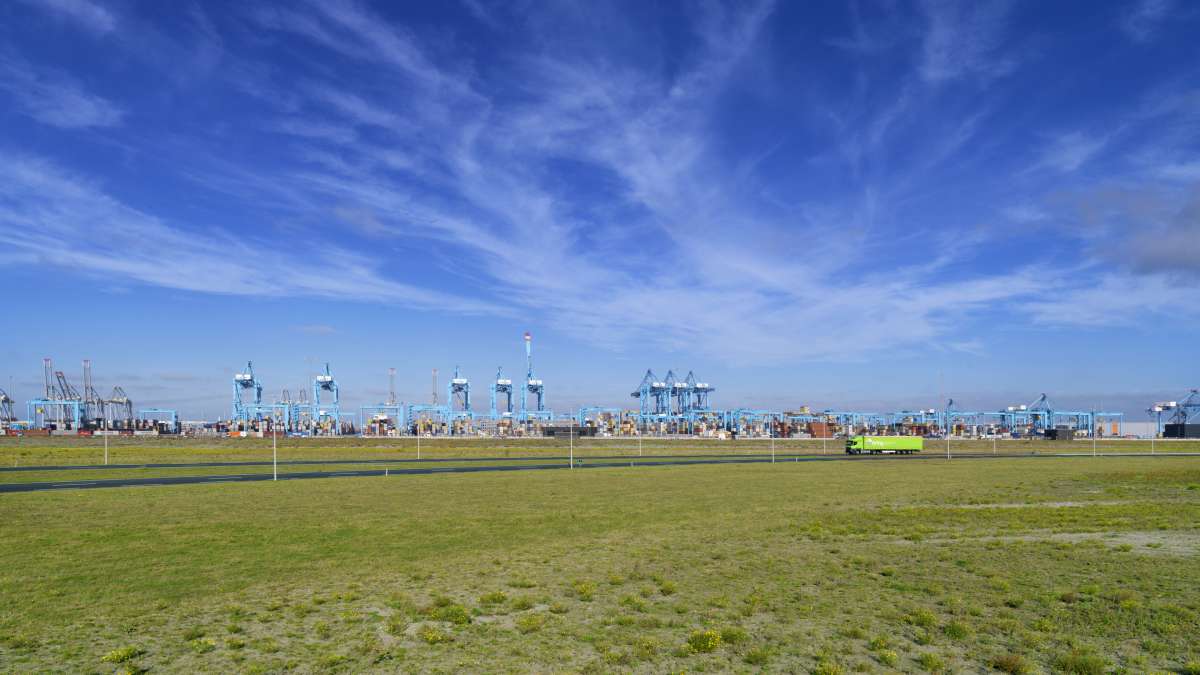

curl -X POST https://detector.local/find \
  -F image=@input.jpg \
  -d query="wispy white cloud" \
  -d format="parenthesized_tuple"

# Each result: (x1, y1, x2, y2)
(229, 0, 1071, 362)
(0, 56, 123, 129)
(5, 0, 1194, 369)
(1034, 132, 1108, 173)
(918, 0, 1016, 84)
(1120, 0, 1174, 42)
(16, 0, 115, 34)
(0, 156, 503, 316)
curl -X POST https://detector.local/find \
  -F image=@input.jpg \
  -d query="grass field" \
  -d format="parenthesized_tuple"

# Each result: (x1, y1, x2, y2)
(1, 446, 1199, 673)
(1, 435, 1197, 468)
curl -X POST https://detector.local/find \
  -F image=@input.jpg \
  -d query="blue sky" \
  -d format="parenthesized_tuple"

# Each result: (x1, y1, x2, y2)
(1, 0, 1198, 419)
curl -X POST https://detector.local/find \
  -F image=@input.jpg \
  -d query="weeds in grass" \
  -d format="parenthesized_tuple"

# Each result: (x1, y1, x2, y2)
(633, 637, 659, 660)
(908, 608, 936, 627)
(1181, 660, 1200, 675)
(607, 574, 625, 586)
(913, 629, 933, 645)
(0, 633, 40, 650)
(515, 613, 546, 634)
(251, 637, 279, 653)
(316, 652, 348, 668)
(916, 651, 946, 672)
(867, 636, 891, 651)
(384, 615, 407, 636)
(685, 629, 722, 653)
(385, 593, 417, 615)
(418, 626, 450, 645)
(101, 646, 145, 664)
(989, 653, 1033, 674)
(226, 637, 246, 650)
(511, 596, 535, 611)
(812, 659, 846, 675)
(188, 637, 216, 653)
(508, 578, 535, 589)
(181, 626, 205, 641)
(549, 602, 568, 614)
(719, 626, 749, 645)
(1052, 649, 1107, 674)
(876, 649, 899, 667)
(744, 646, 770, 665)
(314, 621, 332, 639)
(840, 626, 866, 640)
(571, 580, 596, 602)
(943, 620, 970, 640)
(479, 590, 507, 605)
(619, 595, 648, 612)
(428, 604, 471, 625)
(658, 580, 677, 596)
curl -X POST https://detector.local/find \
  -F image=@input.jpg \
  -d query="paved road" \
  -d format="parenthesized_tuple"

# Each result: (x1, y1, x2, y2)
(0, 452, 1196, 494)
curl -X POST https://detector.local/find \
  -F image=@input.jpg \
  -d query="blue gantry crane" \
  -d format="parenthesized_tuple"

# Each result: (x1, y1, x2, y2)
(520, 332, 550, 422)
(489, 367, 513, 419)
(1150, 389, 1200, 437)
(448, 366, 471, 412)
(232, 361, 263, 428)
(312, 362, 341, 435)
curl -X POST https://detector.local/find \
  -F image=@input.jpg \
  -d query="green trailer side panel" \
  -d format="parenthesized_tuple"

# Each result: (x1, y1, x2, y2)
(857, 436, 923, 451)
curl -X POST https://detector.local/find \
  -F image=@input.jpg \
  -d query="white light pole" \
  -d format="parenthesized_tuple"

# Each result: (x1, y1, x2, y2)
(272, 412, 278, 481)
(770, 416, 775, 464)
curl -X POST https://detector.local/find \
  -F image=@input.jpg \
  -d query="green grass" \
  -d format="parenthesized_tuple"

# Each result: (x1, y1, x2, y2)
(2, 435, 1196, 469)
(0, 451, 1198, 672)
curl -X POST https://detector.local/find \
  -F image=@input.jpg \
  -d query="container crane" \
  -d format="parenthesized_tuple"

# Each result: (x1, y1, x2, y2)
(448, 366, 471, 412)
(520, 332, 545, 418)
(312, 362, 340, 435)
(489, 367, 513, 418)
(232, 361, 263, 425)
(0, 388, 15, 424)
(106, 386, 133, 426)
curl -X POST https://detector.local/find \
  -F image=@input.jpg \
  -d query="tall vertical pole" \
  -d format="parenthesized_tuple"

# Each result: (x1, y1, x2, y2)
(273, 414, 278, 481)
(1092, 408, 1097, 457)
(770, 417, 775, 464)
(569, 414, 574, 469)
(104, 415, 109, 466)
(417, 428, 421, 460)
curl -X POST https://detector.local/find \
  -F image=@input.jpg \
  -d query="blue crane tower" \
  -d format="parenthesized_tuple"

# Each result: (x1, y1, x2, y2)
(1151, 389, 1200, 436)
(448, 366, 471, 412)
(312, 362, 340, 435)
(689, 371, 714, 411)
(232, 361, 263, 426)
(489, 367, 513, 418)
(631, 370, 669, 419)
(520, 332, 545, 418)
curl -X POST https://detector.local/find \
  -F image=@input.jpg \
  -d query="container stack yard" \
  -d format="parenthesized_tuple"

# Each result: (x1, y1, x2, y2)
(10, 339, 1199, 441)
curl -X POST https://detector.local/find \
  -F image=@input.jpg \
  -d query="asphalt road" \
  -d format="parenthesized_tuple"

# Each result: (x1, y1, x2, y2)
(0, 452, 1196, 494)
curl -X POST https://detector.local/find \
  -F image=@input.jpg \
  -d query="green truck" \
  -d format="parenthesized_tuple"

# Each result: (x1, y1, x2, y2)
(845, 435, 923, 455)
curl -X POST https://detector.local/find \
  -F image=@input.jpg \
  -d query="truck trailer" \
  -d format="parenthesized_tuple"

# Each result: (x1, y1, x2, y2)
(845, 435, 923, 455)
